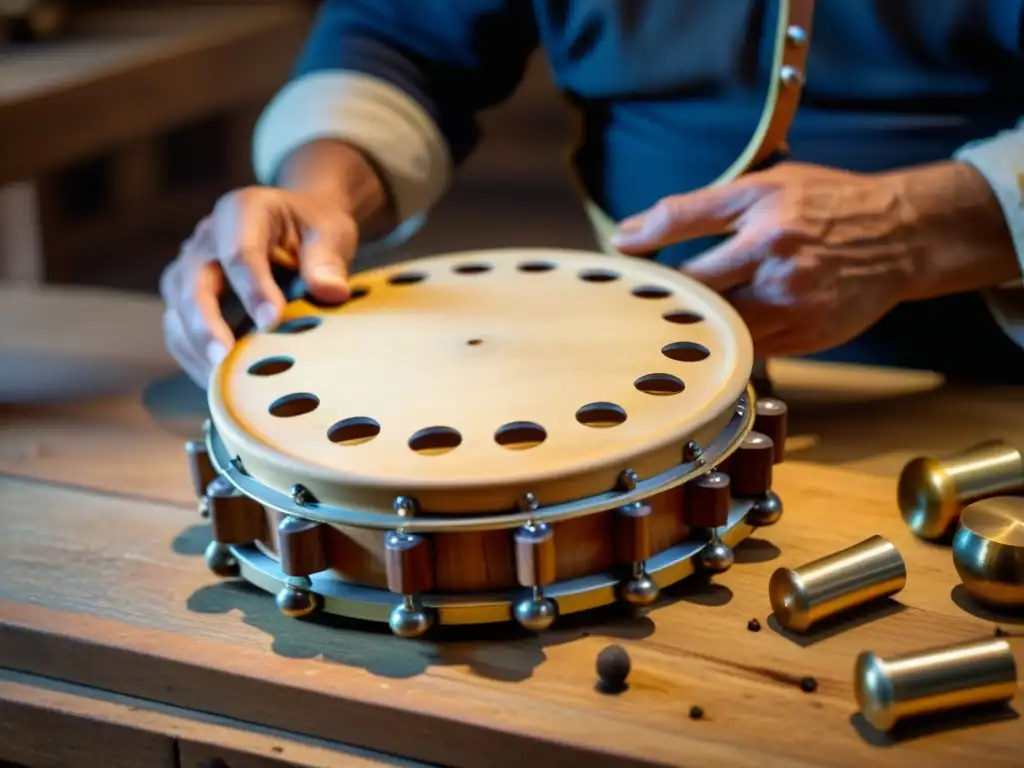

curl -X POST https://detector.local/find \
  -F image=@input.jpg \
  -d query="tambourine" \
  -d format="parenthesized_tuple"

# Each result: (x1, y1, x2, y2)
(185, 248, 788, 638)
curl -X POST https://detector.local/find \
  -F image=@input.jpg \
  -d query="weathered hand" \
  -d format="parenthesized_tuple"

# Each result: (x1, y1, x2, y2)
(610, 162, 919, 357)
(160, 187, 358, 387)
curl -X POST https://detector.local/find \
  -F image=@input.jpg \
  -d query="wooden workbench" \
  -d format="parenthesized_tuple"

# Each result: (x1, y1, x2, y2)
(0, 286, 1022, 767)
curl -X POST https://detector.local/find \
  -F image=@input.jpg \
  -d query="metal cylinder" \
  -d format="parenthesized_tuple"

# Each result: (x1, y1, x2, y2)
(768, 536, 907, 633)
(854, 637, 1018, 732)
(898, 441, 1024, 541)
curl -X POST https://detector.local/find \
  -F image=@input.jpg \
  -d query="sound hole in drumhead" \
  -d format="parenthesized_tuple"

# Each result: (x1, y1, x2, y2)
(517, 260, 556, 272)
(453, 262, 491, 274)
(663, 310, 704, 324)
(579, 268, 619, 283)
(388, 271, 427, 285)
(248, 356, 294, 376)
(327, 417, 381, 446)
(576, 402, 627, 428)
(269, 393, 320, 418)
(495, 421, 547, 450)
(662, 341, 711, 362)
(302, 286, 368, 308)
(302, 292, 343, 308)
(274, 316, 321, 334)
(632, 285, 672, 299)
(634, 373, 685, 396)
(409, 426, 462, 455)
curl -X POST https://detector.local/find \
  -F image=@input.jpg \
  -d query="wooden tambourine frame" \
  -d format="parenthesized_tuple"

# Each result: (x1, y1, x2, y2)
(188, 250, 790, 637)
(209, 250, 753, 515)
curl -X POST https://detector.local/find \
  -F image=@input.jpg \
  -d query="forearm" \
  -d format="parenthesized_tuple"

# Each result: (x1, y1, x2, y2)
(252, 0, 538, 243)
(887, 160, 1022, 302)
(278, 139, 396, 242)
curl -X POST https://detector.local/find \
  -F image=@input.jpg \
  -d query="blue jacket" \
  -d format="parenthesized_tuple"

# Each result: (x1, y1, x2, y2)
(253, 0, 1024, 380)
(292, 0, 1023, 226)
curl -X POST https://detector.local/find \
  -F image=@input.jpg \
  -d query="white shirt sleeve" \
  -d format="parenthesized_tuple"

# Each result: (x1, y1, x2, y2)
(251, 71, 453, 249)
(953, 120, 1024, 348)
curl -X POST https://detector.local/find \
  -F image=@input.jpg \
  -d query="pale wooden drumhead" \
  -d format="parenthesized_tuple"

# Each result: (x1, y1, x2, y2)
(210, 249, 753, 514)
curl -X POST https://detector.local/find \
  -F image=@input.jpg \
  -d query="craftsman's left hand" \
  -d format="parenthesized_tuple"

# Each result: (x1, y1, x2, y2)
(610, 162, 917, 357)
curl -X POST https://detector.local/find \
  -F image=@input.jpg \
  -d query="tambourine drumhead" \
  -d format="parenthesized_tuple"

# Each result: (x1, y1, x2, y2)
(209, 248, 753, 513)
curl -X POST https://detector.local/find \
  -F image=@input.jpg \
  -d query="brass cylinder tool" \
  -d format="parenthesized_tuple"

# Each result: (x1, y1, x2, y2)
(898, 441, 1024, 542)
(952, 496, 1024, 608)
(854, 637, 1018, 733)
(769, 536, 907, 633)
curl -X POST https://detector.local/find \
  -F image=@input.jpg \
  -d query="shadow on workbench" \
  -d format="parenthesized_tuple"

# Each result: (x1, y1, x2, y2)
(766, 599, 907, 649)
(175, 528, 772, 682)
(949, 586, 1024, 626)
(182, 568, 659, 682)
(850, 704, 1019, 748)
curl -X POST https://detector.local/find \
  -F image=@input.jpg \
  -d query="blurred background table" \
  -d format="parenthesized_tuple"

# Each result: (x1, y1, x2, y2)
(0, 1, 314, 284)
(0, 1, 598, 294)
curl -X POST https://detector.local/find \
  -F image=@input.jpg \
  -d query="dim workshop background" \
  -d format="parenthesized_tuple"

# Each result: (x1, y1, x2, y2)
(0, 2, 1022, 768)
(0, 0, 596, 288)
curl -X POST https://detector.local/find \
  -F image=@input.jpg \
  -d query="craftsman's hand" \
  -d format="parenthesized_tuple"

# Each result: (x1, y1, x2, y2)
(610, 162, 920, 357)
(159, 187, 358, 386)
(160, 139, 392, 387)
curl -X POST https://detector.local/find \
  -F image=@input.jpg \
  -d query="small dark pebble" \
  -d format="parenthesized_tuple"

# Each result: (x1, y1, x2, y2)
(689, 705, 704, 720)
(596, 644, 631, 692)
(800, 676, 818, 693)
(995, 626, 1009, 637)
(747, 618, 761, 632)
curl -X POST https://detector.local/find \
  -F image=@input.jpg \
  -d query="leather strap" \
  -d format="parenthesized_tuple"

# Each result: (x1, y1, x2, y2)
(713, 0, 815, 185)
(583, 0, 816, 244)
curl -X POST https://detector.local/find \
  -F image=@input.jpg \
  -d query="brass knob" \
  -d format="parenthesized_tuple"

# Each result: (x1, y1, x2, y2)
(898, 441, 1024, 541)
(952, 496, 1024, 608)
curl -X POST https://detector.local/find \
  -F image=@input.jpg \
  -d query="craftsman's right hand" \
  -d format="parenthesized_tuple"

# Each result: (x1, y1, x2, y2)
(159, 187, 358, 387)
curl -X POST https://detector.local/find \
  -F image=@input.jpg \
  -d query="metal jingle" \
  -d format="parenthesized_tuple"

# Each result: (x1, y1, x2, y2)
(276, 579, 319, 619)
(204, 541, 239, 577)
(700, 538, 735, 574)
(749, 491, 784, 526)
(227, 492, 761, 631)
(622, 572, 660, 607)
(513, 595, 557, 632)
(389, 598, 435, 639)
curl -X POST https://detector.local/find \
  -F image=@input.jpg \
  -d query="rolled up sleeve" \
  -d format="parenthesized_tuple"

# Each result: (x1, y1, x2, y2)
(252, 0, 538, 235)
(955, 118, 1024, 349)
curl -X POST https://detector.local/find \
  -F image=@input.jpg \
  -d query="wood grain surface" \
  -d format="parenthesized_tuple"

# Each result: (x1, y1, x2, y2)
(1, 288, 1024, 766)
(0, 668, 425, 768)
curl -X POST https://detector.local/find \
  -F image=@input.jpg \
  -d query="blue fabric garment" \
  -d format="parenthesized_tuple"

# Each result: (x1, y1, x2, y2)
(293, 0, 1024, 382)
